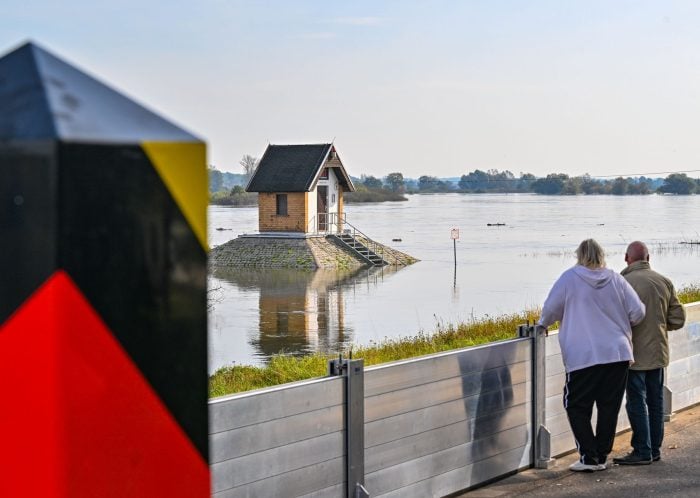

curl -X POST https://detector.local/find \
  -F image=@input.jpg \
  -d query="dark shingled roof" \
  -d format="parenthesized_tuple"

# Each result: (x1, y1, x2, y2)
(246, 143, 355, 192)
(0, 41, 199, 142)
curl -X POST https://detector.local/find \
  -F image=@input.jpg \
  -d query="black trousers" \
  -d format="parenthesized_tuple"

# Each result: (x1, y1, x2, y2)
(564, 361, 629, 465)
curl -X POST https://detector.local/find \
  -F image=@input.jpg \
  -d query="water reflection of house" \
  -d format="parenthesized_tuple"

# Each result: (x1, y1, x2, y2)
(212, 266, 395, 358)
(246, 143, 355, 234)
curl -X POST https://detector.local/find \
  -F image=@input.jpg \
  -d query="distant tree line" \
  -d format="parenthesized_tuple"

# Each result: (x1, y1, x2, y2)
(208, 168, 249, 192)
(353, 170, 699, 196)
(208, 155, 259, 206)
(209, 157, 700, 206)
(529, 174, 655, 195)
(344, 173, 408, 203)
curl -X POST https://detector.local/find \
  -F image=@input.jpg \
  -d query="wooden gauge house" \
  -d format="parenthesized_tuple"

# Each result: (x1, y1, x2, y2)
(246, 143, 355, 234)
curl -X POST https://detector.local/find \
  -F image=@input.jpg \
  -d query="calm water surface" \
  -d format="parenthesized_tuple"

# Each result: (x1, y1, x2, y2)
(208, 194, 700, 371)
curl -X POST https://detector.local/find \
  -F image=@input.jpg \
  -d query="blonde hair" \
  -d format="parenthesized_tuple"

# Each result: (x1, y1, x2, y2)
(576, 238, 606, 269)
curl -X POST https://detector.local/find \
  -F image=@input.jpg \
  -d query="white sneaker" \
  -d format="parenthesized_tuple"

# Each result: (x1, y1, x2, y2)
(597, 463, 607, 471)
(569, 461, 601, 472)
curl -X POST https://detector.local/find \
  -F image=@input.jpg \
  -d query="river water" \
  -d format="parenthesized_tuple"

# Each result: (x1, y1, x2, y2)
(208, 194, 700, 371)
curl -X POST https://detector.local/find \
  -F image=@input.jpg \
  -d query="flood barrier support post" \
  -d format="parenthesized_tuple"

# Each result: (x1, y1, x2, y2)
(329, 358, 369, 498)
(663, 371, 675, 422)
(518, 324, 555, 469)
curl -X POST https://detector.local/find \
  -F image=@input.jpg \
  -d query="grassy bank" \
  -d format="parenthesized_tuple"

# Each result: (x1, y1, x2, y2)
(209, 284, 700, 398)
(678, 284, 700, 303)
(209, 309, 540, 397)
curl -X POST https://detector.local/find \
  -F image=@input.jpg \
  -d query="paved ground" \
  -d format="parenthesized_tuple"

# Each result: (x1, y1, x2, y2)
(458, 406, 700, 497)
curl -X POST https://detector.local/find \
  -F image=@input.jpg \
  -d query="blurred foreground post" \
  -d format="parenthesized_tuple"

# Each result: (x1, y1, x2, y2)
(0, 41, 209, 497)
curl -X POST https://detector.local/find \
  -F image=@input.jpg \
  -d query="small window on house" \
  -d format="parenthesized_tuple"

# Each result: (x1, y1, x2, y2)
(276, 194, 288, 215)
(320, 168, 329, 179)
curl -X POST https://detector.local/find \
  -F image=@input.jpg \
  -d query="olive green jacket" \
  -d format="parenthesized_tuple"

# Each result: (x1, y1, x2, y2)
(621, 261, 686, 370)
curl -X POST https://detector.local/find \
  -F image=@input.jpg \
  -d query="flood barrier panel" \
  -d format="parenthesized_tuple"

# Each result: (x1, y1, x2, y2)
(209, 377, 346, 497)
(363, 339, 531, 497)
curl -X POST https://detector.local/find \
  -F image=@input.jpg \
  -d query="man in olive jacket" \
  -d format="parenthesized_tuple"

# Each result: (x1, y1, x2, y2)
(613, 241, 686, 465)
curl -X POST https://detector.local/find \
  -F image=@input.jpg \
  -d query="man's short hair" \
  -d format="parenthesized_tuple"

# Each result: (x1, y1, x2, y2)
(626, 241, 649, 263)
(576, 238, 606, 269)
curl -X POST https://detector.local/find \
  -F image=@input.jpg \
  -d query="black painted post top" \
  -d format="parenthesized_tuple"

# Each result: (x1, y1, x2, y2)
(0, 41, 199, 142)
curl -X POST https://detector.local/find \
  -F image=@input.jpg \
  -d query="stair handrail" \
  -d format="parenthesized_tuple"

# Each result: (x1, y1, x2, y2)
(334, 213, 386, 265)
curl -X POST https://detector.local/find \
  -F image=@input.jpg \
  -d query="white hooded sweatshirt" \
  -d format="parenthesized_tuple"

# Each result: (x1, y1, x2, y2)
(539, 265, 646, 373)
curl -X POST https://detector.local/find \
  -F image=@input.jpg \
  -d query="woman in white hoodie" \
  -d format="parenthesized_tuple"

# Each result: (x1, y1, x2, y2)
(539, 239, 645, 472)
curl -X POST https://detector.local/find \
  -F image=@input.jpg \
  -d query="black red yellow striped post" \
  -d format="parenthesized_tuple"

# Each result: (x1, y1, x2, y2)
(0, 41, 209, 497)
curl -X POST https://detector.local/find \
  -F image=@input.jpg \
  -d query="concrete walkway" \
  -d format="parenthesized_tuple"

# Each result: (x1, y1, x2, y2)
(458, 405, 700, 497)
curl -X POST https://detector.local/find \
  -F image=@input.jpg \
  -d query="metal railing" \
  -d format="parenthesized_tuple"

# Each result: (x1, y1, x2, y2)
(309, 213, 389, 265)
(336, 216, 388, 266)
(308, 212, 349, 234)
(309, 212, 344, 234)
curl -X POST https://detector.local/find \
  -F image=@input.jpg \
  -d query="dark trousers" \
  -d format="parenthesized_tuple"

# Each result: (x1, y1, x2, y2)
(625, 368, 665, 459)
(564, 361, 629, 465)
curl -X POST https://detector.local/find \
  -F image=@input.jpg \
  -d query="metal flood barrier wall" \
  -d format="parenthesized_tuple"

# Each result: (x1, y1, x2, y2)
(209, 302, 700, 497)
(362, 340, 531, 497)
(209, 376, 346, 497)
(209, 339, 532, 497)
(667, 303, 700, 411)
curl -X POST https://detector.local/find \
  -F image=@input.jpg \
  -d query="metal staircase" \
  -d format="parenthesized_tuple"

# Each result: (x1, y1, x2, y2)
(316, 213, 390, 266)
(331, 232, 387, 266)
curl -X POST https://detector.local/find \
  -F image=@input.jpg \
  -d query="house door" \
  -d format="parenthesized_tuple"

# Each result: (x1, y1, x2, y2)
(317, 186, 328, 231)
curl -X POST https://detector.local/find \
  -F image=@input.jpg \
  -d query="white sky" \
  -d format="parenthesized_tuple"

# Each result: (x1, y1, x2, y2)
(3, 1, 700, 179)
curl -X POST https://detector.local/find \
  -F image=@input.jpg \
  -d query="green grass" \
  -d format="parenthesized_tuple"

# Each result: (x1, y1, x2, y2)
(209, 284, 700, 398)
(209, 309, 540, 397)
(679, 284, 700, 304)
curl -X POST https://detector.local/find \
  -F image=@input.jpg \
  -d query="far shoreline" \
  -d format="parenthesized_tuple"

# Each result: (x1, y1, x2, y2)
(208, 190, 699, 208)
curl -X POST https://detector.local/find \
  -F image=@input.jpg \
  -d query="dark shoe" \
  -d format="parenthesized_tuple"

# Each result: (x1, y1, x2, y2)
(613, 452, 652, 465)
(652, 455, 661, 462)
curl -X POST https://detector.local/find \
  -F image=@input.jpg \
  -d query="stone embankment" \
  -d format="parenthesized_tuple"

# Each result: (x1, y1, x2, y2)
(210, 235, 418, 270)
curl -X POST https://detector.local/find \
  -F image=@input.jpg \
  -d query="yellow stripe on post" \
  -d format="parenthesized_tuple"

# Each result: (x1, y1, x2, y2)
(142, 142, 208, 251)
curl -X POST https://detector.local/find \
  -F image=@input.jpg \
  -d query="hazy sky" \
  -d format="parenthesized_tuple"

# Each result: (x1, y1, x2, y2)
(4, 1, 700, 179)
